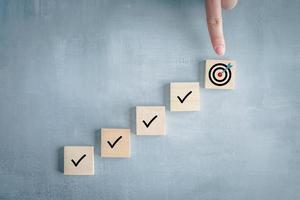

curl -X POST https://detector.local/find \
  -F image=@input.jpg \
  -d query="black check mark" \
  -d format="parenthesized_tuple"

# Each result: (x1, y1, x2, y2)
(107, 136, 122, 148)
(177, 91, 192, 103)
(71, 154, 86, 167)
(143, 115, 158, 128)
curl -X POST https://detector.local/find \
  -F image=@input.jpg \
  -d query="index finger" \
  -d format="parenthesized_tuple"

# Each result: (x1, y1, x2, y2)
(205, 0, 225, 55)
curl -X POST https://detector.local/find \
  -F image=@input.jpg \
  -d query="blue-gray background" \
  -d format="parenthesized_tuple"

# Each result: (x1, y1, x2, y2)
(0, 0, 300, 199)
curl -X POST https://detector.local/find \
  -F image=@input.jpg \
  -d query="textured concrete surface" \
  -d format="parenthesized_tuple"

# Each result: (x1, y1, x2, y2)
(0, 0, 299, 199)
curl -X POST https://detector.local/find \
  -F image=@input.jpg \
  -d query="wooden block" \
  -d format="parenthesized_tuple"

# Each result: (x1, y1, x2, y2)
(64, 146, 94, 175)
(101, 128, 131, 158)
(170, 82, 200, 112)
(136, 106, 166, 135)
(205, 59, 236, 89)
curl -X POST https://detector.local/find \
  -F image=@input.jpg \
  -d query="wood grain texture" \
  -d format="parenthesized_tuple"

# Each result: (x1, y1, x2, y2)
(101, 128, 131, 158)
(170, 82, 200, 111)
(136, 106, 166, 135)
(64, 146, 94, 175)
(205, 59, 236, 89)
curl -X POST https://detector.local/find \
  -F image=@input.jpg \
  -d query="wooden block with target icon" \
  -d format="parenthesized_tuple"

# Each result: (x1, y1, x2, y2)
(205, 60, 236, 89)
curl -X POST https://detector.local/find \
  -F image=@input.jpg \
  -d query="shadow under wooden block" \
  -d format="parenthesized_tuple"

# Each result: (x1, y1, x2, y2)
(130, 107, 137, 134)
(57, 147, 64, 173)
(136, 106, 166, 136)
(170, 82, 200, 112)
(205, 59, 236, 89)
(95, 129, 101, 156)
(198, 60, 206, 88)
(64, 146, 94, 175)
(101, 128, 131, 158)
(163, 83, 170, 111)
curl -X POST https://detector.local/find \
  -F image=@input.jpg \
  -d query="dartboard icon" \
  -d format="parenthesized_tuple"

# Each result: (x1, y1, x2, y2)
(208, 63, 232, 86)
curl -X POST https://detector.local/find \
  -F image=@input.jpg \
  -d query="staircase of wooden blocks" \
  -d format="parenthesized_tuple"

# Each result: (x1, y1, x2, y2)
(63, 59, 236, 175)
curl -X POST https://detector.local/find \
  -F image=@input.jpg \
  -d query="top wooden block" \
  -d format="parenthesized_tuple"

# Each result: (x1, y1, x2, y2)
(205, 59, 236, 89)
(170, 82, 200, 112)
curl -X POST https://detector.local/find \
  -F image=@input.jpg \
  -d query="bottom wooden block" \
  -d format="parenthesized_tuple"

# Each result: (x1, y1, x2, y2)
(64, 146, 94, 175)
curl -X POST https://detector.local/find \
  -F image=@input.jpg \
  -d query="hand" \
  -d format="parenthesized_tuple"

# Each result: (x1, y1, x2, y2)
(205, 0, 238, 55)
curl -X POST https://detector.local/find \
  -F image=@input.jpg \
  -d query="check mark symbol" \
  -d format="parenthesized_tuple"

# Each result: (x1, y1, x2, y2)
(143, 115, 158, 128)
(177, 91, 192, 103)
(71, 154, 86, 167)
(107, 136, 122, 148)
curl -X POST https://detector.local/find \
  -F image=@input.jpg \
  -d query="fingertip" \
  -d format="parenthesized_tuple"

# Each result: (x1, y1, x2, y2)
(214, 45, 225, 56)
(222, 0, 238, 10)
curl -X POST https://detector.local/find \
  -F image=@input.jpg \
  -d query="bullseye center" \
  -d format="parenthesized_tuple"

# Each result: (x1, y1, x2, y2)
(217, 72, 223, 77)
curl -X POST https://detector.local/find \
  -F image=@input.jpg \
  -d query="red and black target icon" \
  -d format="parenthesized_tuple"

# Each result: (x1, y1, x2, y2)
(208, 63, 232, 86)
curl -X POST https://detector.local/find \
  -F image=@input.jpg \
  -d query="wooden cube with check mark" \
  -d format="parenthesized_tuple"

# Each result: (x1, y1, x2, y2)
(101, 128, 131, 158)
(136, 106, 166, 135)
(64, 146, 94, 175)
(170, 82, 200, 112)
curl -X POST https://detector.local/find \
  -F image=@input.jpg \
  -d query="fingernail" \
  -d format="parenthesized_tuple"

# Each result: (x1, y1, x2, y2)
(214, 45, 225, 56)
